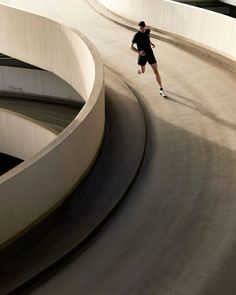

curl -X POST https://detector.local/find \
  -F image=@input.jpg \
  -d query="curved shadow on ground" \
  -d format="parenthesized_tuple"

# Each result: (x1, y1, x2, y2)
(167, 90, 236, 132)
(18, 110, 236, 295)
(0, 72, 146, 295)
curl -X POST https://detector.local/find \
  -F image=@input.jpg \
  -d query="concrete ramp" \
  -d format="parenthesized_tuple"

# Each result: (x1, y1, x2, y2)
(0, 94, 83, 134)
(0, 0, 236, 294)
(0, 68, 146, 294)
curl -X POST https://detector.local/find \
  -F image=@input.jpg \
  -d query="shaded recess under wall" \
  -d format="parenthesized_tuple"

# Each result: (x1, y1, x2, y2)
(174, 0, 236, 17)
(0, 53, 83, 174)
(0, 53, 41, 69)
(0, 55, 41, 176)
(0, 152, 23, 176)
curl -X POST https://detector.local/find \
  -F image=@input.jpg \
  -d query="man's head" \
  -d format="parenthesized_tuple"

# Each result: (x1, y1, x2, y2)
(138, 21, 146, 32)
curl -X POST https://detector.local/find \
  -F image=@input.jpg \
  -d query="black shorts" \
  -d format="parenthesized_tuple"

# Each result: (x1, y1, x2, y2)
(138, 52, 157, 66)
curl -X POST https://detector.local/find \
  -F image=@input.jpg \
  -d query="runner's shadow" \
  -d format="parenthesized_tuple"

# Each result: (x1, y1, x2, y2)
(166, 91, 236, 132)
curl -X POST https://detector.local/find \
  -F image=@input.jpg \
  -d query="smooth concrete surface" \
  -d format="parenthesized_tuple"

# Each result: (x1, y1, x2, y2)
(0, 94, 83, 133)
(89, 0, 236, 75)
(0, 66, 83, 102)
(1, 0, 236, 295)
(0, 67, 146, 294)
(220, 0, 236, 5)
(97, 0, 236, 61)
(0, 108, 56, 160)
(0, 3, 104, 246)
(0, 53, 40, 69)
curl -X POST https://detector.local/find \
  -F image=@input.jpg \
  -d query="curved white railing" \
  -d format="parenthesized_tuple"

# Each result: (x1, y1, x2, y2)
(97, 0, 236, 61)
(0, 4, 104, 246)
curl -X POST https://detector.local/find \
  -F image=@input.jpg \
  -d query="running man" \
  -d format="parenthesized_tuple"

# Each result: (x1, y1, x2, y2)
(130, 21, 166, 98)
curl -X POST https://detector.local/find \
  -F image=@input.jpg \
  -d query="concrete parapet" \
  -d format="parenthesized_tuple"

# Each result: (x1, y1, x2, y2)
(0, 4, 104, 247)
(0, 108, 56, 160)
(0, 66, 83, 102)
(97, 0, 236, 61)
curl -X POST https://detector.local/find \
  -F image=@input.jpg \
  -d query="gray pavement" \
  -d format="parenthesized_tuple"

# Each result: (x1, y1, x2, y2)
(0, 68, 145, 295)
(0, 94, 82, 133)
(1, 0, 236, 294)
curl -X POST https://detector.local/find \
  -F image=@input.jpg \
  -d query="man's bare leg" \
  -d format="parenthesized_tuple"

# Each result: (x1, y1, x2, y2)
(150, 63, 162, 88)
(150, 63, 167, 97)
(138, 65, 146, 74)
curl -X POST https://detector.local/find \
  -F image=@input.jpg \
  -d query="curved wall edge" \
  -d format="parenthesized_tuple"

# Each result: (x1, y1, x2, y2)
(0, 108, 57, 160)
(97, 0, 236, 61)
(0, 4, 105, 246)
(0, 66, 83, 102)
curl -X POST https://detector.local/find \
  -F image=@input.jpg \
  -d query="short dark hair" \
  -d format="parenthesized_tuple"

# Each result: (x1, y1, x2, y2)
(138, 21, 146, 27)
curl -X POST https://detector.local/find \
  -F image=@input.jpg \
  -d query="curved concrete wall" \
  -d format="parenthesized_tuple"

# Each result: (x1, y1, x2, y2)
(0, 66, 83, 102)
(98, 0, 236, 60)
(0, 4, 104, 246)
(0, 109, 56, 160)
(220, 0, 236, 5)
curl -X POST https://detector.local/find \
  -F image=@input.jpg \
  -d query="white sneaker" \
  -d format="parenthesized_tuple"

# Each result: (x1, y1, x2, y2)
(160, 89, 167, 98)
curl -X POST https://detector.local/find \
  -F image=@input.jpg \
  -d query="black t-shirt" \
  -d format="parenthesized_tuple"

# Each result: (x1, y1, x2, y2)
(132, 30, 152, 54)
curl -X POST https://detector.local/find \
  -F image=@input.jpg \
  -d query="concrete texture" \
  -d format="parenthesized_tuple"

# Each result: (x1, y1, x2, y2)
(0, 94, 82, 134)
(220, 0, 236, 6)
(97, 0, 236, 61)
(1, 0, 236, 295)
(0, 65, 83, 102)
(0, 108, 56, 160)
(0, 68, 145, 294)
(0, 2, 104, 247)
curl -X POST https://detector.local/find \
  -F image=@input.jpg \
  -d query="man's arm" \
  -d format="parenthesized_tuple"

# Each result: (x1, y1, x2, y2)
(130, 42, 139, 54)
(150, 41, 155, 48)
(130, 43, 145, 56)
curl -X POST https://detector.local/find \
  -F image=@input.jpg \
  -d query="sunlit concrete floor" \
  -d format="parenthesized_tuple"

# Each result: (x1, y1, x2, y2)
(1, 0, 236, 294)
